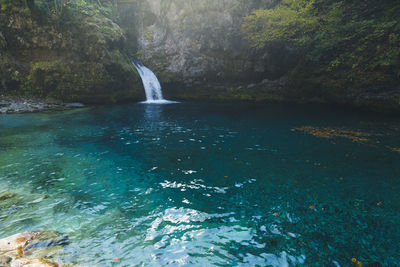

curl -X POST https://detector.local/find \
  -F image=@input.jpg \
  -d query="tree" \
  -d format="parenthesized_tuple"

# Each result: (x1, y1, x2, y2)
(241, 0, 400, 88)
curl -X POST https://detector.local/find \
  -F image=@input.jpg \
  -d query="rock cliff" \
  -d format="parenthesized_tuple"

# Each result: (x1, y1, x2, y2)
(118, 0, 295, 86)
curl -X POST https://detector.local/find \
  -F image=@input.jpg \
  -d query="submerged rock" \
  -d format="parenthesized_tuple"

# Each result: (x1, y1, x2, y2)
(295, 126, 374, 143)
(0, 192, 21, 209)
(0, 192, 17, 201)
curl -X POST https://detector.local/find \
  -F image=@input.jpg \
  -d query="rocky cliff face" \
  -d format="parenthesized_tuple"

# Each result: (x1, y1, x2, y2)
(0, 2, 143, 103)
(117, 0, 400, 111)
(118, 0, 295, 87)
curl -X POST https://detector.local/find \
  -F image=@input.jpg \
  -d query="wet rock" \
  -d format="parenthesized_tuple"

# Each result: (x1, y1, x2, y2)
(0, 97, 85, 114)
(25, 231, 69, 254)
(0, 232, 42, 257)
(346, 85, 400, 111)
(0, 100, 8, 107)
(0, 231, 74, 266)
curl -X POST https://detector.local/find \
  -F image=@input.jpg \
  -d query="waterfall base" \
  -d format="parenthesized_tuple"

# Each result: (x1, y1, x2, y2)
(140, 100, 179, 104)
(132, 60, 178, 104)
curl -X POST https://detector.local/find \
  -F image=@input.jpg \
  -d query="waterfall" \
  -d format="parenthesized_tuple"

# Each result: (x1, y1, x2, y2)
(132, 61, 175, 104)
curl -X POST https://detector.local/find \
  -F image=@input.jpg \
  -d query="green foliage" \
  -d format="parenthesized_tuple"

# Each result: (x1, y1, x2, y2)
(242, 0, 400, 89)
(0, 0, 141, 102)
(0, 0, 31, 14)
(23, 0, 118, 20)
(242, 0, 321, 47)
(0, 0, 12, 11)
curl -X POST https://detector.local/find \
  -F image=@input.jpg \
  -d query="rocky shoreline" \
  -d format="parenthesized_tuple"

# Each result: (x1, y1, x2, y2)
(0, 97, 85, 114)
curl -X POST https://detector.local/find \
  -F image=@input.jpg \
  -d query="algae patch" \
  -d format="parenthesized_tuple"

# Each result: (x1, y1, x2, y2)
(295, 126, 374, 143)
(295, 126, 400, 153)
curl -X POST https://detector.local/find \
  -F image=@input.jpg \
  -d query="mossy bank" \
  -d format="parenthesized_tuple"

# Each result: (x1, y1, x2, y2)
(0, 0, 143, 103)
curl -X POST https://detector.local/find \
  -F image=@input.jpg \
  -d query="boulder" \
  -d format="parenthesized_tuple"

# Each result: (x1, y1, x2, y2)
(0, 231, 42, 257)
(0, 231, 73, 267)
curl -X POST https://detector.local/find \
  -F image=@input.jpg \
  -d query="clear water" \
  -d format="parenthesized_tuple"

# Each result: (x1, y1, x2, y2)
(0, 102, 399, 266)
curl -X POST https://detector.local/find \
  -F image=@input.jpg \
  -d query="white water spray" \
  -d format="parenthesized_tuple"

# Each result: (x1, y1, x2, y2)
(132, 61, 175, 104)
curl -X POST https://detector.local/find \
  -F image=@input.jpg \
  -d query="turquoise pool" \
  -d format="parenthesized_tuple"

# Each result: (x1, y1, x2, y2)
(0, 103, 399, 266)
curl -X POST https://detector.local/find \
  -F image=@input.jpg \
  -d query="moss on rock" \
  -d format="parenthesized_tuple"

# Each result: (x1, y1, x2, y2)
(0, 1, 143, 103)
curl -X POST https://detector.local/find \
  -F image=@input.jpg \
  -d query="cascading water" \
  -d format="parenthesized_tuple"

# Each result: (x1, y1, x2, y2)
(132, 61, 175, 104)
